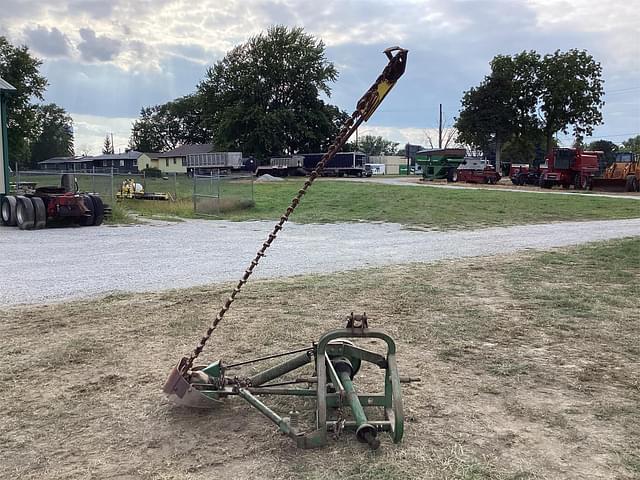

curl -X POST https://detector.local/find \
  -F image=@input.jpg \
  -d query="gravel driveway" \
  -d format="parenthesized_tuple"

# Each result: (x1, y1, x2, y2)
(2, 218, 640, 306)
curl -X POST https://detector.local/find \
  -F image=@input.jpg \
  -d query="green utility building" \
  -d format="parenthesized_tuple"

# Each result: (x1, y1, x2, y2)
(0, 77, 16, 195)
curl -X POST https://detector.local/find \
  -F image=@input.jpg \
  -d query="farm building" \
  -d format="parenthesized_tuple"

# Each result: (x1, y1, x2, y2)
(0, 76, 16, 195)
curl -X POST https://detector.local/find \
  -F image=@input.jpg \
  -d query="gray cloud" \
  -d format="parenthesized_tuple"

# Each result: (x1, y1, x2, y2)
(24, 25, 72, 57)
(67, 0, 114, 19)
(77, 27, 122, 62)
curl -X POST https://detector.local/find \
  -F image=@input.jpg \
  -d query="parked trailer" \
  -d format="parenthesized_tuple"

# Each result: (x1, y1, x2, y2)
(538, 148, 601, 190)
(453, 157, 501, 184)
(302, 151, 370, 177)
(1, 174, 105, 230)
(255, 156, 306, 177)
(185, 152, 255, 175)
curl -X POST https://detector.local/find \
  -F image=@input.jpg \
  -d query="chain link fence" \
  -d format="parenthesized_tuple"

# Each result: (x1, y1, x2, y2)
(193, 172, 254, 216)
(8, 168, 254, 216)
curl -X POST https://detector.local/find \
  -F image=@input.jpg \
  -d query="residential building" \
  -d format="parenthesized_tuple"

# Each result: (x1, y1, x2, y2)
(157, 144, 215, 173)
(39, 151, 151, 173)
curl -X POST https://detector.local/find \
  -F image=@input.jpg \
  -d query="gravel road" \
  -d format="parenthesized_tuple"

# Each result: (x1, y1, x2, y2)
(2, 218, 639, 306)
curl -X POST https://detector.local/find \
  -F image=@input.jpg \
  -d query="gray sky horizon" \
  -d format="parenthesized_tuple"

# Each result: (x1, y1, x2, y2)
(1, 0, 638, 155)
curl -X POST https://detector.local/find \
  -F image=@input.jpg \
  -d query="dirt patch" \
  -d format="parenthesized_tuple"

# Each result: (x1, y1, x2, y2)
(1, 239, 638, 479)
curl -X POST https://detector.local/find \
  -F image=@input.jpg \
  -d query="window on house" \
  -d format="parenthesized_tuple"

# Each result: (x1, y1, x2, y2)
(166, 159, 169, 167)
(120, 160, 125, 167)
(173, 158, 176, 164)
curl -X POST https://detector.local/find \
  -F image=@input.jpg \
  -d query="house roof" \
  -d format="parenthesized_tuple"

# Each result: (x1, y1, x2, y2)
(89, 151, 145, 161)
(158, 143, 214, 158)
(39, 156, 89, 164)
(0, 77, 16, 92)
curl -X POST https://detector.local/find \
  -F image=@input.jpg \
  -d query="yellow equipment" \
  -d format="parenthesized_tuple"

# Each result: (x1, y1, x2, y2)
(116, 178, 171, 201)
(591, 152, 639, 192)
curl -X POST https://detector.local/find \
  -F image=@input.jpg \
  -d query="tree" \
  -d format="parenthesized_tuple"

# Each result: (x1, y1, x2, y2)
(347, 135, 398, 156)
(586, 139, 618, 164)
(29, 104, 74, 166)
(129, 94, 210, 152)
(621, 135, 640, 155)
(538, 49, 604, 150)
(0, 36, 48, 166)
(102, 134, 114, 154)
(197, 25, 341, 160)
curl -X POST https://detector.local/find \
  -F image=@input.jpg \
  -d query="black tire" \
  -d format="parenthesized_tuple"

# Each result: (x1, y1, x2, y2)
(31, 197, 47, 229)
(79, 195, 95, 226)
(16, 195, 35, 230)
(450, 170, 458, 183)
(581, 176, 591, 190)
(1, 195, 17, 226)
(89, 194, 104, 226)
(625, 176, 638, 192)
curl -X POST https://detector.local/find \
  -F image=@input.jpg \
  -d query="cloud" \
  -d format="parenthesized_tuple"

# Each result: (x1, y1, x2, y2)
(71, 113, 135, 155)
(23, 25, 72, 57)
(77, 27, 122, 62)
(67, 0, 114, 19)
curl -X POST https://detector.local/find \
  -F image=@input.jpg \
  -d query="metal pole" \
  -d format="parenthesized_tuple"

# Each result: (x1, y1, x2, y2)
(438, 103, 443, 149)
(248, 351, 312, 387)
(337, 369, 380, 449)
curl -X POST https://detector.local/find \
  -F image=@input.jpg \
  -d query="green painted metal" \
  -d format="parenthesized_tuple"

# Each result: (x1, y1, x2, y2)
(248, 350, 311, 387)
(416, 148, 466, 181)
(1, 93, 10, 195)
(202, 360, 222, 378)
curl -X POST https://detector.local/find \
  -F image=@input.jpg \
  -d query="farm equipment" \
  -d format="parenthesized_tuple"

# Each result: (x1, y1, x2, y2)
(1, 173, 106, 229)
(453, 157, 501, 184)
(164, 47, 411, 450)
(509, 164, 544, 186)
(590, 152, 639, 192)
(416, 148, 466, 181)
(116, 178, 171, 201)
(538, 148, 601, 190)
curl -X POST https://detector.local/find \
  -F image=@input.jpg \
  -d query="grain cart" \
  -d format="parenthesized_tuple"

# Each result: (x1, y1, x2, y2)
(454, 157, 501, 184)
(163, 47, 415, 450)
(538, 148, 601, 189)
(590, 152, 639, 192)
(1, 173, 105, 229)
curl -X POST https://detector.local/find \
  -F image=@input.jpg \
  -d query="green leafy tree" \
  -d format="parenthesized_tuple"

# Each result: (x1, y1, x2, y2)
(538, 49, 604, 150)
(0, 36, 48, 166)
(197, 25, 341, 160)
(29, 104, 74, 166)
(585, 139, 618, 164)
(129, 94, 209, 152)
(102, 134, 114, 154)
(347, 135, 398, 155)
(620, 135, 640, 155)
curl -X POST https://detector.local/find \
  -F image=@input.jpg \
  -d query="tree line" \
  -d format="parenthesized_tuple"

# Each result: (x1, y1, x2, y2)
(0, 37, 74, 169)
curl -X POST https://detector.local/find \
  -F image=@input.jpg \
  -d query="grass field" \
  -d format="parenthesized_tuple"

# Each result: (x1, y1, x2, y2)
(1, 238, 638, 479)
(124, 179, 640, 229)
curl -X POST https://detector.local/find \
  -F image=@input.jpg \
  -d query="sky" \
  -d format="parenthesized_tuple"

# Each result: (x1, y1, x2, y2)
(0, 0, 638, 155)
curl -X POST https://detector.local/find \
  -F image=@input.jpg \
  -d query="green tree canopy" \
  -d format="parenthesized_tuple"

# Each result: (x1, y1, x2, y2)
(585, 139, 618, 164)
(129, 94, 210, 152)
(197, 25, 343, 160)
(345, 135, 398, 156)
(0, 36, 48, 166)
(29, 104, 74, 165)
(539, 49, 604, 149)
(620, 135, 640, 155)
(102, 134, 114, 154)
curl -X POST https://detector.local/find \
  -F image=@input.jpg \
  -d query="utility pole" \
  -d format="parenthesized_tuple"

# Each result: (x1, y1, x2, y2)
(438, 104, 443, 149)
(110, 132, 115, 154)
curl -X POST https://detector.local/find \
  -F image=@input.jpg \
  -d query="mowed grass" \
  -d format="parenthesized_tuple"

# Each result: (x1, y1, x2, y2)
(1, 238, 638, 479)
(126, 179, 640, 229)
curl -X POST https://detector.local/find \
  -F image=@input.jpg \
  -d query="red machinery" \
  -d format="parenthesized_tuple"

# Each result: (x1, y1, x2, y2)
(454, 158, 501, 184)
(1, 174, 105, 230)
(538, 148, 601, 190)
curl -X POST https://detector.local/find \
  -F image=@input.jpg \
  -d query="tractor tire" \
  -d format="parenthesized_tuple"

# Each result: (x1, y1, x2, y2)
(89, 194, 105, 226)
(79, 195, 95, 226)
(448, 169, 459, 183)
(15, 195, 35, 230)
(31, 197, 47, 229)
(625, 176, 638, 192)
(1, 195, 17, 226)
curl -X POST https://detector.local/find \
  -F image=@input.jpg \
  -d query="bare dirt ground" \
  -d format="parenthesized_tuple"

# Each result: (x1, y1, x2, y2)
(1, 239, 638, 480)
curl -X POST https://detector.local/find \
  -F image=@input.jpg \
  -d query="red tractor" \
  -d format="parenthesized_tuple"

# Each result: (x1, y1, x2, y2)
(538, 148, 601, 190)
(1, 174, 105, 230)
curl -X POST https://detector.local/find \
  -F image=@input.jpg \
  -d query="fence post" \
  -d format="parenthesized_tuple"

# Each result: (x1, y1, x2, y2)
(15, 162, 19, 189)
(192, 171, 196, 214)
(92, 166, 95, 193)
(173, 172, 177, 200)
(111, 166, 114, 201)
